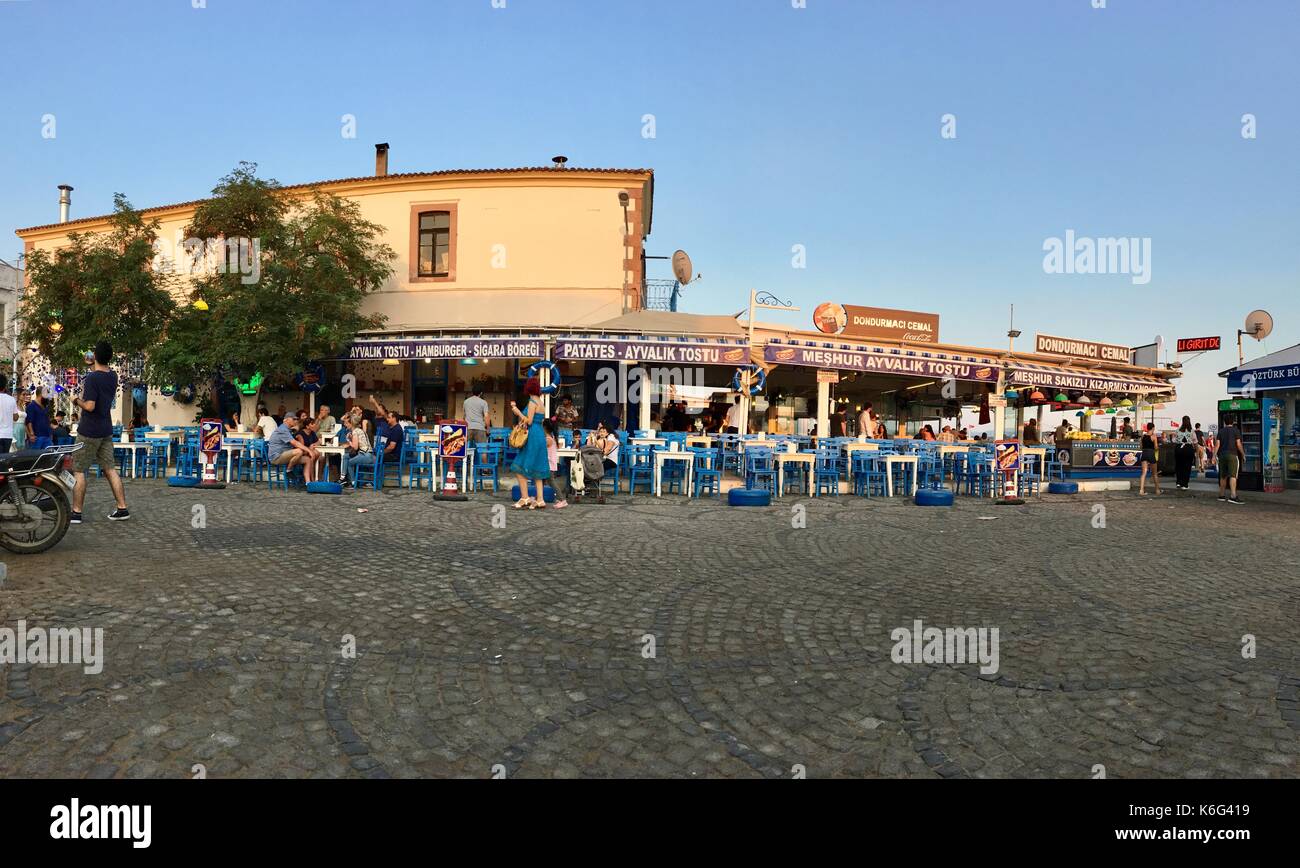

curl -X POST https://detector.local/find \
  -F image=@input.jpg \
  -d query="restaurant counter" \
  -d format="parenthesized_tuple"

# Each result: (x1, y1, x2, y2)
(1052, 439, 1143, 473)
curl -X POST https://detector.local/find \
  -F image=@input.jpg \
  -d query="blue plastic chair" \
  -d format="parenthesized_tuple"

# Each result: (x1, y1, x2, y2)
(474, 445, 502, 492)
(851, 453, 887, 497)
(352, 436, 386, 490)
(626, 444, 654, 494)
(406, 443, 436, 490)
(813, 451, 840, 496)
(691, 447, 722, 497)
(744, 447, 776, 493)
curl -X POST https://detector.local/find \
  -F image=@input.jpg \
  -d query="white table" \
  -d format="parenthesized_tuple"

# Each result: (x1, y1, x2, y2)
(653, 450, 695, 497)
(434, 448, 475, 492)
(115, 441, 151, 478)
(884, 454, 919, 497)
(219, 442, 246, 482)
(316, 444, 347, 481)
(775, 452, 816, 497)
(631, 437, 665, 448)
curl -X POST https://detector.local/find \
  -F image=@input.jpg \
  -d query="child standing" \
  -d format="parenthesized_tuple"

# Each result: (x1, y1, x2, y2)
(543, 418, 569, 510)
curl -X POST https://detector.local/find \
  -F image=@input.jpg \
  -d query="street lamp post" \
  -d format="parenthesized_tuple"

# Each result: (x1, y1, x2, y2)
(744, 290, 799, 434)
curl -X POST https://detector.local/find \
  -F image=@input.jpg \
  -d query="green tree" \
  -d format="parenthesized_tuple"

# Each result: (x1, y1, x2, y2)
(146, 162, 394, 404)
(19, 195, 177, 368)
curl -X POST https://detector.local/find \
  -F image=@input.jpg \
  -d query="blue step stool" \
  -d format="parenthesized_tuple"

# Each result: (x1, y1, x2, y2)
(306, 481, 343, 494)
(728, 488, 771, 507)
(915, 488, 954, 506)
(166, 476, 199, 487)
(1048, 481, 1079, 494)
(512, 484, 555, 503)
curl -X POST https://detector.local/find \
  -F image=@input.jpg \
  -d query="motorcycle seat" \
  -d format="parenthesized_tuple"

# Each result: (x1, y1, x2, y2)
(0, 449, 50, 473)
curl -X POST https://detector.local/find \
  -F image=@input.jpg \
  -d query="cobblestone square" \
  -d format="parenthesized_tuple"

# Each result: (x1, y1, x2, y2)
(1, 482, 1297, 778)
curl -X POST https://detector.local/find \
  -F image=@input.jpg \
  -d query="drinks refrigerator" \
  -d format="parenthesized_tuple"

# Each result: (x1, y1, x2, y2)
(1218, 398, 1262, 491)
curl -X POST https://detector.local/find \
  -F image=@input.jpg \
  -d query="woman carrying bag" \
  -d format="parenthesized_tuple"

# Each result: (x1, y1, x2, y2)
(508, 377, 551, 509)
(1172, 415, 1197, 490)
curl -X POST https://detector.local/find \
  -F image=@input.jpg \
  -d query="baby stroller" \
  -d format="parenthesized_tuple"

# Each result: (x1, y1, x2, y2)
(571, 444, 608, 504)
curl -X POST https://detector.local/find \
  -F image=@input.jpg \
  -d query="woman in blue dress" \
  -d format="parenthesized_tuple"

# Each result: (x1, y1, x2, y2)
(509, 377, 551, 509)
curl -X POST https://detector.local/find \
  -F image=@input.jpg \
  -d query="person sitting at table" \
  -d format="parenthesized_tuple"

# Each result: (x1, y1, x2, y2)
(585, 421, 620, 473)
(299, 416, 327, 479)
(339, 416, 375, 487)
(316, 404, 337, 438)
(254, 404, 277, 440)
(919, 424, 937, 441)
(267, 414, 316, 483)
(937, 425, 957, 443)
(649, 411, 662, 433)
(380, 409, 404, 465)
(1022, 419, 1041, 445)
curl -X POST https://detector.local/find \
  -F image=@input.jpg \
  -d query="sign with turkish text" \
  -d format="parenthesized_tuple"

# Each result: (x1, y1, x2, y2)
(1177, 336, 1221, 353)
(1034, 333, 1130, 363)
(816, 370, 839, 384)
(1008, 367, 1168, 395)
(814, 302, 939, 343)
(766, 345, 996, 382)
(347, 338, 545, 361)
(554, 339, 747, 365)
(1226, 363, 1300, 394)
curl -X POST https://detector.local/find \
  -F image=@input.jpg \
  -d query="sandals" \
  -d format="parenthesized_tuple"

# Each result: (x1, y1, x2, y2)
(513, 497, 533, 509)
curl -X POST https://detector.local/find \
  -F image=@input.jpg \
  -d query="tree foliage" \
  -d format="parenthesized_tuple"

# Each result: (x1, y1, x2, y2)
(142, 162, 395, 391)
(19, 195, 177, 368)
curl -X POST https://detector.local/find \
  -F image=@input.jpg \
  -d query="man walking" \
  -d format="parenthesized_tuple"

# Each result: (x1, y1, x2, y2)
(1216, 414, 1246, 504)
(71, 341, 129, 522)
(464, 388, 491, 447)
(0, 374, 17, 454)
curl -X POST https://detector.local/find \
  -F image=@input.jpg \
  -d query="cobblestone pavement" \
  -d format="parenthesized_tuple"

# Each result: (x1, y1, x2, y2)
(1, 481, 1297, 779)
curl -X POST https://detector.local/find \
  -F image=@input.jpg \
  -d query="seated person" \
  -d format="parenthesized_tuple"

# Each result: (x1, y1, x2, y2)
(585, 421, 620, 472)
(266, 415, 315, 483)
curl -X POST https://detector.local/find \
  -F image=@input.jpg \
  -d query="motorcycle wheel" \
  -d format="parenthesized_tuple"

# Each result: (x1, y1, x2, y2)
(0, 479, 72, 555)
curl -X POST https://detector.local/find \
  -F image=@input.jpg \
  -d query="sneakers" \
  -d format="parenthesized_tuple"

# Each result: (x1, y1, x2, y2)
(69, 511, 83, 524)
(107, 508, 130, 521)
(1217, 495, 1227, 501)
(554, 500, 569, 510)
(1228, 497, 1244, 505)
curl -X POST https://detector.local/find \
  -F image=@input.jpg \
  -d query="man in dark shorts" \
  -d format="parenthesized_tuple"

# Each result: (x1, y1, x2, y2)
(1216, 415, 1245, 504)
(71, 341, 129, 522)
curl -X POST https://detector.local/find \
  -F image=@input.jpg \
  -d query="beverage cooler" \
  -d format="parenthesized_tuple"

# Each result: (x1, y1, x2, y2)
(1218, 398, 1262, 492)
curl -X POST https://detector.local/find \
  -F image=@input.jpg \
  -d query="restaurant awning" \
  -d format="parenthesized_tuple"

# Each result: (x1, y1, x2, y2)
(1006, 361, 1174, 394)
(344, 335, 548, 361)
(762, 337, 1000, 383)
(552, 333, 749, 365)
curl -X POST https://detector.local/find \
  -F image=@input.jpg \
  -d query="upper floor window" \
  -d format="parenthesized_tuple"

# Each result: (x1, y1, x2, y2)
(417, 211, 451, 277)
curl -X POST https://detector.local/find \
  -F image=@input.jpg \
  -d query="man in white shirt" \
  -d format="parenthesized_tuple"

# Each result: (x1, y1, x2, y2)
(254, 404, 278, 440)
(0, 374, 19, 453)
(721, 396, 743, 434)
(857, 403, 877, 437)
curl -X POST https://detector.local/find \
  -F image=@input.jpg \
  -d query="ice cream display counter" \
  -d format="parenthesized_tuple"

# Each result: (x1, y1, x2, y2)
(1052, 438, 1143, 475)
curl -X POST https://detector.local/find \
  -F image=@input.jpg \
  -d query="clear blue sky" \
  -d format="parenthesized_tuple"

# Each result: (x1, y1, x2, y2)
(3, 0, 1297, 426)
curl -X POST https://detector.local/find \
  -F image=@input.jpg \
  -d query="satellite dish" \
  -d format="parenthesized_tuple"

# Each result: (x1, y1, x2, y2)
(1244, 310, 1273, 340)
(672, 250, 693, 286)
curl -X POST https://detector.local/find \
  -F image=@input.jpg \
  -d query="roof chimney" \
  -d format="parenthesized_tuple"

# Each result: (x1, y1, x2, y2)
(58, 185, 73, 223)
(375, 143, 389, 177)
(552, 155, 568, 168)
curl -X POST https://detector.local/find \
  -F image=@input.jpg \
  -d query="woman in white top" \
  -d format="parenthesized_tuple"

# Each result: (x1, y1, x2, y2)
(340, 422, 375, 487)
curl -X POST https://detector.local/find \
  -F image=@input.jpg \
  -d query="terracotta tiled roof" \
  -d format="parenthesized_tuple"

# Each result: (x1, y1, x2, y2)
(15, 166, 654, 234)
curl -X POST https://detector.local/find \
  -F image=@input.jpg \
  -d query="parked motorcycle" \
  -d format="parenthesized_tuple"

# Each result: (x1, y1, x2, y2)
(0, 443, 83, 555)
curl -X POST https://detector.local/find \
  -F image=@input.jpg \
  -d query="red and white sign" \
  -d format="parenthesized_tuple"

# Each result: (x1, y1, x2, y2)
(1176, 336, 1221, 353)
